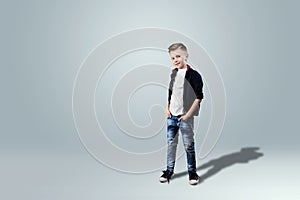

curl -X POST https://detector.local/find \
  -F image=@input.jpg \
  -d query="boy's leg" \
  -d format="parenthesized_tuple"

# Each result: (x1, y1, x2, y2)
(166, 116, 179, 171)
(179, 117, 196, 173)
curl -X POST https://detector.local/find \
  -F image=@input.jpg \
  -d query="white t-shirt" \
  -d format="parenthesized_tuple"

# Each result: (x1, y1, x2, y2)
(169, 68, 186, 116)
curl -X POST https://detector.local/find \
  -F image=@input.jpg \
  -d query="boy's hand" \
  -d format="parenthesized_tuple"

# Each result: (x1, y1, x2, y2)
(179, 115, 190, 121)
(166, 108, 172, 118)
(179, 99, 202, 121)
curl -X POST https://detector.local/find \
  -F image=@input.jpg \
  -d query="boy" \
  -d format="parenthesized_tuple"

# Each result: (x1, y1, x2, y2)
(159, 43, 204, 185)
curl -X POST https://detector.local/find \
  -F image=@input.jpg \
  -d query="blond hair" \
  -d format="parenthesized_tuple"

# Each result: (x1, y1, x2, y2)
(168, 43, 188, 53)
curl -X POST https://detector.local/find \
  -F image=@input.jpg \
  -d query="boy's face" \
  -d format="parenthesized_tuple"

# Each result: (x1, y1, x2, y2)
(169, 48, 189, 69)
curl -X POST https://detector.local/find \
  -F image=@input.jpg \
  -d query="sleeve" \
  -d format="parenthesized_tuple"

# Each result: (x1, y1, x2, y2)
(193, 71, 204, 100)
(168, 69, 177, 103)
(168, 87, 172, 104)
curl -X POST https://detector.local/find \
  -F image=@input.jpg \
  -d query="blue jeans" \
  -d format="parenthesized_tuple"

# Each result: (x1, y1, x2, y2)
(166, 115, 196, 173)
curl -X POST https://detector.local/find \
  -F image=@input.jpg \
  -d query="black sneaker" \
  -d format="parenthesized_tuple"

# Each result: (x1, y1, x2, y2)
(159, 170, 174, 183)
(188, 172, 200, 185)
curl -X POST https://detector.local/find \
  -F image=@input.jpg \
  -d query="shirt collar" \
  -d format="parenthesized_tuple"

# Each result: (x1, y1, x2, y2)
(173, 64, 191, 71)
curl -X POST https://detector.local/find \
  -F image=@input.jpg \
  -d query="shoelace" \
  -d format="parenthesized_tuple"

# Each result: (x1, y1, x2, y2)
(189, 173, 199, 180)
(162, 170, 173, 183)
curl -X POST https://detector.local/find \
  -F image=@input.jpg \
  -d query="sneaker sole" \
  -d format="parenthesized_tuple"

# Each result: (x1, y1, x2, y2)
(188, 179, 199, 185)
(159, 173, 174, 183)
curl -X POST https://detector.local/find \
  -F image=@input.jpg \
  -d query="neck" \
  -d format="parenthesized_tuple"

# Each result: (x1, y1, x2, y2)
(177, 64, 187, 69)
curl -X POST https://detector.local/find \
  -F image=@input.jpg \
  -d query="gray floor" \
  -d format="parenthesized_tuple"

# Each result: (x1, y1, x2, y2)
(1, 146, 299, 200)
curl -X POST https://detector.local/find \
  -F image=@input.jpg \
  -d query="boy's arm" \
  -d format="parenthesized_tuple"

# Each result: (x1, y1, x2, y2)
(166, 103, 171, 118)
(179, 99, 202, 121)
(179, 71, 204, 121)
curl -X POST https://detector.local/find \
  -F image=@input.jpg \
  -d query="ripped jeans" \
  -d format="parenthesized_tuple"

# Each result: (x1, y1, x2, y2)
(166, 115, 196, 173)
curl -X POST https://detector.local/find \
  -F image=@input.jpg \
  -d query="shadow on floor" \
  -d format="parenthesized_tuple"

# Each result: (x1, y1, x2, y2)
(172, 147, 264, 184)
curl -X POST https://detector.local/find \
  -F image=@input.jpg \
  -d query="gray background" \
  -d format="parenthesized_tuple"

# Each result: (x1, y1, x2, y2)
(1, 0, 299, 199)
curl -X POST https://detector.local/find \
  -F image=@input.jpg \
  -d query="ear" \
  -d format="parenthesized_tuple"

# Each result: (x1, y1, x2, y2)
(185, 53, 189, 61)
